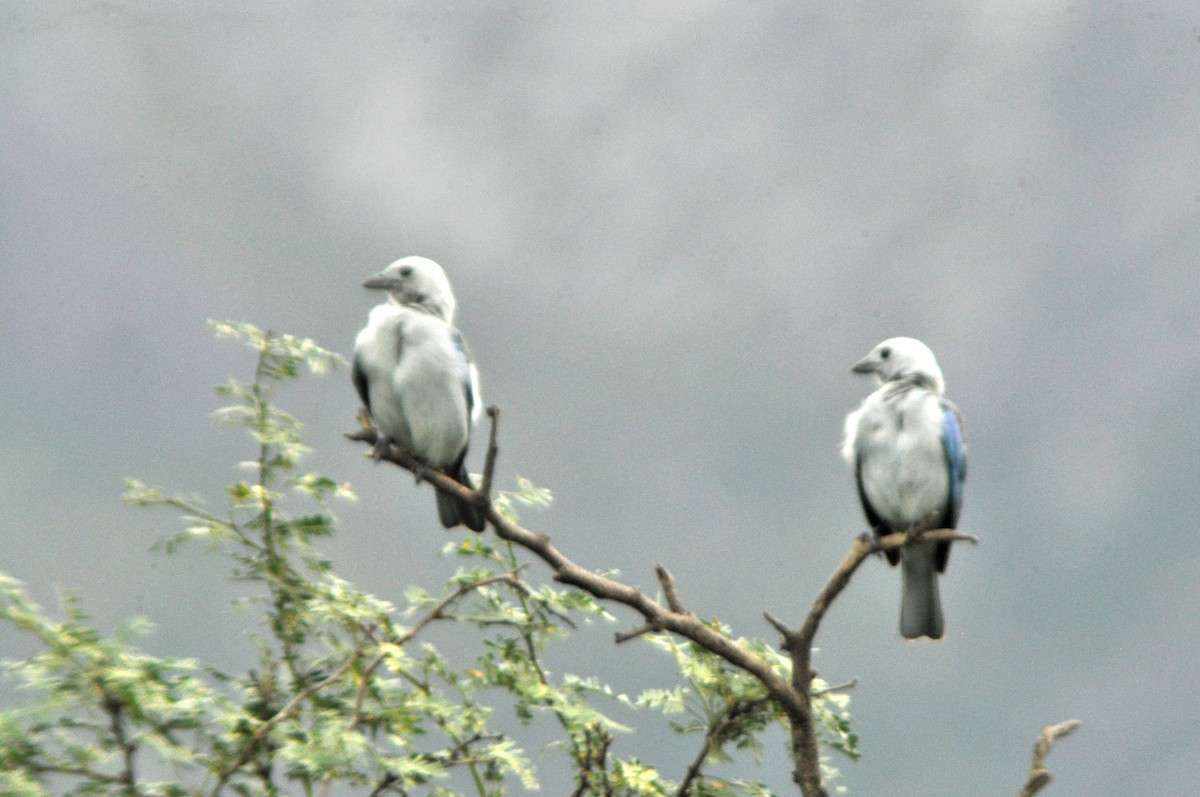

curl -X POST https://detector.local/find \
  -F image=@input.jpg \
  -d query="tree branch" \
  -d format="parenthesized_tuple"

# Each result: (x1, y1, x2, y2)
(99, 690, 141, 797)
(348, 417, 1050, 797)
(345, 573, 520, 733)
(656, 564, 688, 614)
(811, 678, 858, 698)
(347, 422, 805, 752)
(675, 697, 772, 797)
(613, 621, 664, 644)
(1016, 720, 1080, 797)
(352, 419, 837, 794)
(210, 640, 366, 797)
(479, 405, 501, 500)
(763, 527, 977, 794)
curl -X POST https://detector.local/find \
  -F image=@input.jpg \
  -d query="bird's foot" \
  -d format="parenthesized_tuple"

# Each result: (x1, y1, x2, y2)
(905, 513, 942, 543)
(860, 530, 887, 557)
(369, 436, 393, 461)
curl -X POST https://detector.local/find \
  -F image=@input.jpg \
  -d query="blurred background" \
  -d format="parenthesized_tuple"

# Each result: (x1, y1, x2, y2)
(3, 3, 1199, 795)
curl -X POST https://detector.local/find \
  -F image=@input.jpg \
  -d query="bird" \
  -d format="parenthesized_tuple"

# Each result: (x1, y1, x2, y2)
(842, 337, 966, 639)
(352, 256, 487, 532)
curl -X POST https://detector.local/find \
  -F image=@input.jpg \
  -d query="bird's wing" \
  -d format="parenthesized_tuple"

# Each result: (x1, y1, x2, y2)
(940, 398, 966, 527)
(449, 329, 477, 428)
(351, 351, 371, 412)
(933, 398, 966, 572)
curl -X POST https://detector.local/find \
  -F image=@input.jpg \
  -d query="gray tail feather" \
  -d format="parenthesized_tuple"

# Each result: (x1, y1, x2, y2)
(899, 544, 945, 640)
(436, 467, 487, 532)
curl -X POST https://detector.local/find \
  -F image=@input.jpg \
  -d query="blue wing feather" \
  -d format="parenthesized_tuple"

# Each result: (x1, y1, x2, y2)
(935, 401, 966, 573)
(940, 401, 966, 527)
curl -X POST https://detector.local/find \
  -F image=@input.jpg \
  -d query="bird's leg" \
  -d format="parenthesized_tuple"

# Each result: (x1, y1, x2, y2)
(362, 430, 432, 484)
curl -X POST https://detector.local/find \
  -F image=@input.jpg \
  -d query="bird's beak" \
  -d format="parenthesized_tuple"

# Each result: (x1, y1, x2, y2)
(851, 356, 877, 375)
(362, 273, 395, 290)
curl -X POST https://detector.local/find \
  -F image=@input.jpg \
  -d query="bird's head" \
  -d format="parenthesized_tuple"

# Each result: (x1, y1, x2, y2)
(851, 336, 945, 394)
(363, 256, 457, 322)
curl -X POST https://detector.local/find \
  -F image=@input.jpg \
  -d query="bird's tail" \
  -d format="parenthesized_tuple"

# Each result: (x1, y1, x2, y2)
(436, 465, 487, 532)
(899, 543, 945, 640)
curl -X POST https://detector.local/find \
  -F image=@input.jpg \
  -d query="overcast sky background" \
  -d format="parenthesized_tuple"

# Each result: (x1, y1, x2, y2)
(3, 3, 1200, 795)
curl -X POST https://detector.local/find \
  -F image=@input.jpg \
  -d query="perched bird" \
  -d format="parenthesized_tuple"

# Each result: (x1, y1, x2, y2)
(842, 337, 966, 639)
(353, 256, 486, 531)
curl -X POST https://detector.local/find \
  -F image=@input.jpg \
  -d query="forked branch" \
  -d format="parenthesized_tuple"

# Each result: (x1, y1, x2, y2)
(349, 410, 1067, 797)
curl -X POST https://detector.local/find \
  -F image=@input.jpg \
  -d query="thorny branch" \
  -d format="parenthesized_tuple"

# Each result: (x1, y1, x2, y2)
(349, 408, 1074, 797)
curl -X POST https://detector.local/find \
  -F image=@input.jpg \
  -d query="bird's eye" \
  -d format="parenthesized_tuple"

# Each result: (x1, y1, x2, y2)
(879, 347, 891, 359)
(399, 266, 413, 277)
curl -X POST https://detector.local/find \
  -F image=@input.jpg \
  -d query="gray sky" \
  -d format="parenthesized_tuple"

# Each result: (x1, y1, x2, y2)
(3, 3, 1199, 795)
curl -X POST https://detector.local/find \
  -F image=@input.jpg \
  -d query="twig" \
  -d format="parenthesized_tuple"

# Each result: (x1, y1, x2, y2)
(210, 641, 365, 796)
(656, 564, 688, 614)
(347, 424, 800, 710)
(366, 773, 400, 797)
(396, 573, 518, 646)
(811, 678, 858, 697)
(353, 422, 808, 787)
(346, 573, 520, 733)
(675, 697, 772, 797)
(348, 420, 987, 797)
(479, 405, 501, 500)
(765, 528, 976, 794)
(439, 731, 507, 764)
(1016, 719, 1080, 797)
(796, 529, 975, 652)
(99, 691, 141, 796)
(568, 724, 615, 797)
(27, 765, 132, 788)
(614, 621, 664, 644)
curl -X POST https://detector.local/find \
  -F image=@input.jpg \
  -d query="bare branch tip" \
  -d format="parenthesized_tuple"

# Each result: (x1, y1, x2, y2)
(812, 677, 858, 697)
(654, 564, 688, 613)
(763, 611, 796, 641)
(478, 404, 502, 499)
(615, 622, 661, 644)
(1018, 719, 1081, 797)
(1050, 718, 1081, 736)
